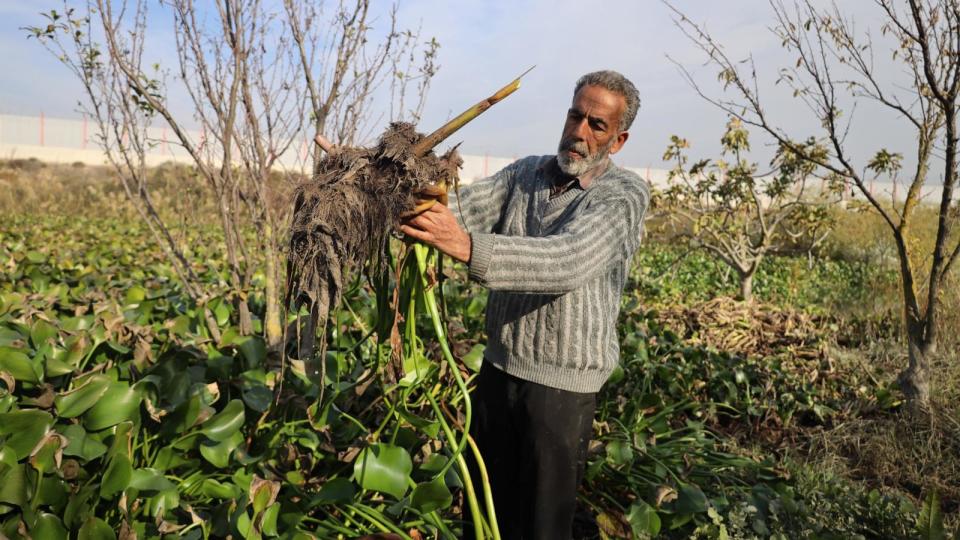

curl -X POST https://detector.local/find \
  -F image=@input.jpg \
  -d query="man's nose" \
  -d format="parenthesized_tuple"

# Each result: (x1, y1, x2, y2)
(572, 118, 590, 140)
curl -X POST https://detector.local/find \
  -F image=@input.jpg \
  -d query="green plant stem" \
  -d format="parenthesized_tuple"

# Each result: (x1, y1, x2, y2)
(425, 390, 487, 540)
(466, 433, 500, 540)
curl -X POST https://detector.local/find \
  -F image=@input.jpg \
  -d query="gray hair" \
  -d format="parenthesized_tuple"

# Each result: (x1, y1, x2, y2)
(574, 70, 640, 131)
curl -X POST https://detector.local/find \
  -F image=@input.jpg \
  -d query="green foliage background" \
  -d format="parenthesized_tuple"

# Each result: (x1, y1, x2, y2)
(0, 162, 955, 539)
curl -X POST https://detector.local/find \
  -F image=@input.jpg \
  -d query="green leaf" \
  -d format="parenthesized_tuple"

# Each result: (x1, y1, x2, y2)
(200, 399, 245, 442)
(626, 499, 661, 536)
(31, 512, 68, 540)
(29, 433, 63, 474)
(83, 381, 142, 431)
(242, 384, 273, 413)
(124, 286, 147, 305)
(674, 483, 709, 514)
(605, 440, 634, 466)
(200, 429, 243, 468)
(55, 374, 111, 418)
(314, 477, 356, 504)
(128, 468, 176, 493)
(31, 320, 59, 349)
(47, 336, 90, 376)
(59, 424, 107, 461)
(200, 478, 243, 500)
(0, 346, 41, 384)
(78, 516, 116, 540)
(918, 491, 945, 540)
(237, 336, 266, 368)
(411, 477, 453, 513)
(353, 444, 412, 499)
(100, 454, 132, 498)
(462, 344, 485, 373)
(261, 502, 280, 536)
(0, 448, 27, 507)
(0, 409, 54, 459)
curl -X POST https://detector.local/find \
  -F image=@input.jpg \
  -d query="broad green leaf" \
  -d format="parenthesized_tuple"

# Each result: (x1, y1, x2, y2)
(0, 448, 27, 507)
(0, 326, 24, 347)
(462, 344, 485, 373)
(47, 336, 89, 376)
(411, 477, 453, 513)
(29, 433, 63, 475)
(128, 468, 176, 493)
(237, 336, 266, 368)
(83, 381, 142, 431)
(78, 516, 116, 540)
(261, 502, 280, 536)
(419, 453, 462, 488)
(353, 444, 412, 499)
(55, 374, 111, 418)
(200, 429, 243, 468)
(200, 399, 245, 442)
(0, 409, 54, 459)
(242, 384, 273, 413)
(251, 477, 280, 515)
(0, 346, 41, 384)
(35, 475, 68, 510)
(31, 512, 68, 540)
(213, 300, 231, 327)
(401, 350, 433, 386)
(30, 320, 59, 349)
(397, 409, 440, 439)
(124, 286, 147, 305)
(626, 499, 661, 537)
(674, 483, 709, 514)
(100, 454, 132, 498)
(605, 440, 634, 466)
(59, 424, 107, 461)
(63, 484, 97, 529)
(314, 477, 355, 504)
(61, 315, 93, 332)
(200, 478, 243, 500)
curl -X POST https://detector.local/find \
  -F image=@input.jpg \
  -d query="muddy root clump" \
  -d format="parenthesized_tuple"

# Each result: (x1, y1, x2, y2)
(286, 122, 461, 361)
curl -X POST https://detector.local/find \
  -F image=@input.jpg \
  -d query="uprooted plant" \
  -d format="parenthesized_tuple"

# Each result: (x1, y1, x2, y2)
(284, 71, 531, 539)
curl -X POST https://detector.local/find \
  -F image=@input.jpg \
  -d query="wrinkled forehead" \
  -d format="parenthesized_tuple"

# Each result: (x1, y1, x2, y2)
(571, 85, 625, 123)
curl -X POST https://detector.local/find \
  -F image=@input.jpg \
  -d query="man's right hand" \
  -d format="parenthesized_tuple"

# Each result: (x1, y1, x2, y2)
(402, 183, 449, 218)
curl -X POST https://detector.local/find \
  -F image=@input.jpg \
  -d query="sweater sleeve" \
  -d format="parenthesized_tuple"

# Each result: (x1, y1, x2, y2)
(448, 158, 525, 235)
(467, 182, 649, 294)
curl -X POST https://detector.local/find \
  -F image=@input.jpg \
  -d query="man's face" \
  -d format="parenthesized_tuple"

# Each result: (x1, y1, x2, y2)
(556, 84, 630, 176)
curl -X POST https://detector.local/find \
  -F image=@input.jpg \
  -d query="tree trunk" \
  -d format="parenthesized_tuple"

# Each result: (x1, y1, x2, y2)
(897, 320, 932, 409)
(897, 335, 932, 409)
(737, 272, 754, 302)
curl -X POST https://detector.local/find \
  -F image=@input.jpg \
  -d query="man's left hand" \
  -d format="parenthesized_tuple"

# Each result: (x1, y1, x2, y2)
(399, 203, 472, 263)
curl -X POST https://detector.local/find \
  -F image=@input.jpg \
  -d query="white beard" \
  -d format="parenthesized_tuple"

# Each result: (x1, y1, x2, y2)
(556, 139, 613, 176)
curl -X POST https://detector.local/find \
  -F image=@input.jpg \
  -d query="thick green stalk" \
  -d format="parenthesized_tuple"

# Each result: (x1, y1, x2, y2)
(413, 244, 500, 540)
(425, 390, 488, 540)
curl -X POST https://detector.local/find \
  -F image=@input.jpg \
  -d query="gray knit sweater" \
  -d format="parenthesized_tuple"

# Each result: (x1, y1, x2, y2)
(452, 155, 650, 393)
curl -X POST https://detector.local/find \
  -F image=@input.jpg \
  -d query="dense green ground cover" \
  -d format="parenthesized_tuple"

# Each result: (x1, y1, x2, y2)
(0, 171, 954, 538)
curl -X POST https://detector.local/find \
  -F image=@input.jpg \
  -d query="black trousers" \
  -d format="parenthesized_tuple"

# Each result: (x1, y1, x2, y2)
(465, 362, 596, 540)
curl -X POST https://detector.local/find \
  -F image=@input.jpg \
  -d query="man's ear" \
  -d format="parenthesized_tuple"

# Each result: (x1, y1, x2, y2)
(608, 131, 629, 155)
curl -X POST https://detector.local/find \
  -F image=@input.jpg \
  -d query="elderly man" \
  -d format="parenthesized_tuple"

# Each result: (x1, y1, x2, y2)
(401, 70, 649, 540)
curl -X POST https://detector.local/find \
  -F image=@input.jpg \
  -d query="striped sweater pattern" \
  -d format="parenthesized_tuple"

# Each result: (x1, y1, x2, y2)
(453, 155, 650, 393)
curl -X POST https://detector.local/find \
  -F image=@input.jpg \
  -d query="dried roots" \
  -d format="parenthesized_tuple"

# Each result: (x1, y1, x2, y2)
(286, 122, 461, 361)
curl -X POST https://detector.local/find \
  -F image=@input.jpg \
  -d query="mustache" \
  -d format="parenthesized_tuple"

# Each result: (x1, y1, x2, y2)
(559, 138, 589, 156)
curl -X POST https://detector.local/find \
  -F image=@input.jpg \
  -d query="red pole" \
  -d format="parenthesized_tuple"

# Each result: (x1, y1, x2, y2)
(39, 112, 45, 146)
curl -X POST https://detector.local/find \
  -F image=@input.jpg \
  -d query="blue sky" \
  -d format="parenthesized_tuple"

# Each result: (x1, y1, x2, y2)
(1, 0, 914, 172)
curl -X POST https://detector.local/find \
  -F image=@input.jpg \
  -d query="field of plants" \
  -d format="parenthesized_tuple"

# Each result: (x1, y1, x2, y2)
(0, 159, 958, 539)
